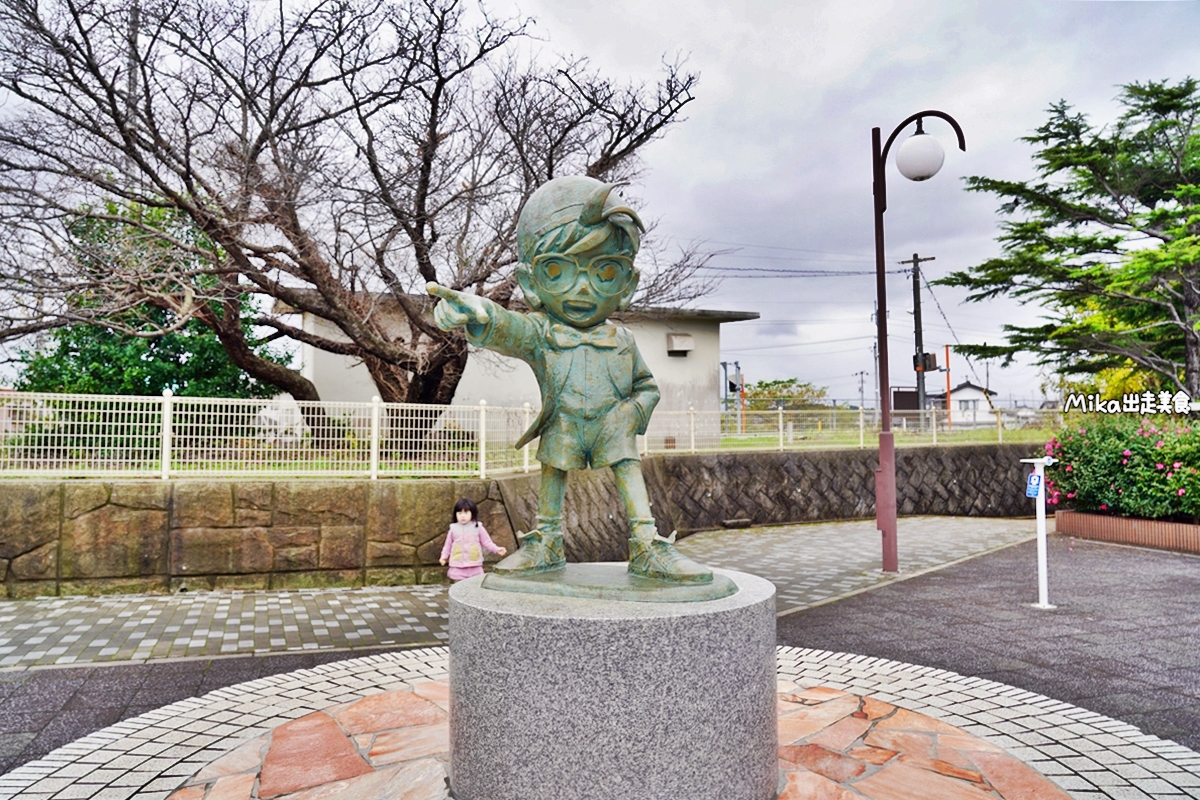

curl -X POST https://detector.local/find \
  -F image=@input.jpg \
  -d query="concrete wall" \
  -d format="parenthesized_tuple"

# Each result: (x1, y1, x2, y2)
(0, 444, 1038, 597)
(302, 312, 726, 413)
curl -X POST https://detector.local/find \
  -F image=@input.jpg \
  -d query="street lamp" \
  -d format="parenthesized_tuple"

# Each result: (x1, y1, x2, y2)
(872, 111, 966, 573)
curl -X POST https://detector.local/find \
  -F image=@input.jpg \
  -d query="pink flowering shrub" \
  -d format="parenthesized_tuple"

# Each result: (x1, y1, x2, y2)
(1045, 417, 1200, 520)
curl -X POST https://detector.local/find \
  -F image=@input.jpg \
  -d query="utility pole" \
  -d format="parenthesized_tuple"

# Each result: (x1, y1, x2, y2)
(899, 253, 935, 413)
(854, 370, 867, 411)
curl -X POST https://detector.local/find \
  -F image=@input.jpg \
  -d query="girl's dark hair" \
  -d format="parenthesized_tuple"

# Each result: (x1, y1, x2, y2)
(453, 497, 478, 522)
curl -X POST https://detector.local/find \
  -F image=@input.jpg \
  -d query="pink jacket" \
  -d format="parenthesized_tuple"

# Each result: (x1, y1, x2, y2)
(440, 522, 502, 568)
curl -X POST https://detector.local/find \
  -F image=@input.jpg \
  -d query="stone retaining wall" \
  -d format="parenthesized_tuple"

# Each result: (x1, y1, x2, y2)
(0, 444, 1039, 597)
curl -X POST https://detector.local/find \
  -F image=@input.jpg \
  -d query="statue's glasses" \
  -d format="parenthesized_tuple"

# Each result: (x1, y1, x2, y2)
(532, 253, 634, 297)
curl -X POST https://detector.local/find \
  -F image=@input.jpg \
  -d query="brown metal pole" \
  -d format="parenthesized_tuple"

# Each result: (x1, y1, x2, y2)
(872, 127, 899, 573)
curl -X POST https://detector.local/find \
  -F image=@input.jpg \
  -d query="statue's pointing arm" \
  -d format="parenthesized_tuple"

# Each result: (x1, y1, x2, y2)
(426, 282, 538, 361)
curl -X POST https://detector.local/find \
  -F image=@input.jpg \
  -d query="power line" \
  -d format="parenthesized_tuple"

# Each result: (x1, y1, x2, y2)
(713, 253, 874, 264)
(736, 318, 875, 325)
(920, 273, 991, 392)
(722, 334, 875, 353)
(698, 265, 905, 276)
(666, 236, 872, 259)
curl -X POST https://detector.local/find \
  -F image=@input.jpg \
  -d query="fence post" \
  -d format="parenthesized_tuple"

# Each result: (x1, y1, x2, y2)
(689, 404, 696, 453)
(996, 409, 1004, 443)
(478, 400, 487, 480)
(160, 389, 173, 481)
(522, 402, 532, 473)
(931, 409, 938, 445)
(369, 396, 381, 480)
(858, 406, 864, 449)
(777, 407, 784, 451)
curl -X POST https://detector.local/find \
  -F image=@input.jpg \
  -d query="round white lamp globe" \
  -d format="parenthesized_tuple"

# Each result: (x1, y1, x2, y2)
(895, 133, 945, 182)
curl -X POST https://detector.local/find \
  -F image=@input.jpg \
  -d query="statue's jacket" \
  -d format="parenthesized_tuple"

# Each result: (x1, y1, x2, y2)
(465, 303, 660, 470)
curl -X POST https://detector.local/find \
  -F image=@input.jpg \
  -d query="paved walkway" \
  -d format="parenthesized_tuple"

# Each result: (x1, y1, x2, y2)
(0, 517, 1033, 670)
(777, 535, 1200, 756)
(2, 515, 1200, 799)
(2, 647, 1198, 800)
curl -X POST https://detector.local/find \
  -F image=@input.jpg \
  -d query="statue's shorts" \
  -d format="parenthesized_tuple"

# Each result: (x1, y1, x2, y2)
(536, 403, 641, 471)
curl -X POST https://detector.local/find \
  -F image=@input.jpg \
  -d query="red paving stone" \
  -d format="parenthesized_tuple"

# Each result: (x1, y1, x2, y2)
(207, 773, 258, 800)
(898, 753, 985, 784)
(852, 762, 1001, 800)
(809, 714, 873, 751)
(331, 691, 444, 735)
(778, 743, 867, 782)
(257, 713, 373, 798)
(166, 679, 1071, 799)
(411, 680, 451, 712)
(778, 768, 862, 800)
(848, 744, 898, 765)
(968, 751, 1075, 800)
(366, 722, 451, 764)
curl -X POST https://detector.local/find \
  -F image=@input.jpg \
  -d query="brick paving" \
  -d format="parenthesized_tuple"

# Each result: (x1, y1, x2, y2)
(0, 587, 447, 669)
(1, 648, 1197, 799)
(675, 515, 1036, 614)
(0, 516, 1031, 672)
(160, 678, 1074, 800)
(1, 516, 1199, 798)
(776, 535, 1200, 756)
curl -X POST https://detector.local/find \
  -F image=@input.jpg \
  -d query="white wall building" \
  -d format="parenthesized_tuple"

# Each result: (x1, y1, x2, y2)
(927, 381, 1001, 427)
(297, 304, 758, 412)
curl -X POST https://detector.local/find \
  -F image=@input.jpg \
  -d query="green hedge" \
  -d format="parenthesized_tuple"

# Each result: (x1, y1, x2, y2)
(1046, 416, 1200, 520)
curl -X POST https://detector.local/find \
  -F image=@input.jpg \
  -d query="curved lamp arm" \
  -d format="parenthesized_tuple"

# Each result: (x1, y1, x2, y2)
(880, 110, 966, 164)
(873, 110, 966, 215)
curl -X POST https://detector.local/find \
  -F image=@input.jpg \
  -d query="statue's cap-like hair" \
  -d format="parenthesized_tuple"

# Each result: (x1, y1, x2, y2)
(516, 176, 645, 264)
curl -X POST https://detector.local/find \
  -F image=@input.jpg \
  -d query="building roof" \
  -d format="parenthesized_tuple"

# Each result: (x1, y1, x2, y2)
(926, 380, 997, 399)
(612, 307, 759, 324)
(274, 292, 759, 323)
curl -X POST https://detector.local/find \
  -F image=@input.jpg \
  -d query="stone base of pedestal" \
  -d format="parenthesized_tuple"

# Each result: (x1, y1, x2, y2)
(448, 565, 778, 800)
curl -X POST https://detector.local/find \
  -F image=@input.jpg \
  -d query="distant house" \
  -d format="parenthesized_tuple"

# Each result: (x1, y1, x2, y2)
(926, 381, 1000, 427)
(290, 300, 758, 413)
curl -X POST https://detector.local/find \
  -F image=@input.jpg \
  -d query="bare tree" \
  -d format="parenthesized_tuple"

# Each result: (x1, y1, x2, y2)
(0, 0, 715, 405)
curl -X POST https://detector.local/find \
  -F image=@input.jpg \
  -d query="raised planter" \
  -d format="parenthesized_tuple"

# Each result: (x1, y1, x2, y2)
(1055, 508, 1200, 555)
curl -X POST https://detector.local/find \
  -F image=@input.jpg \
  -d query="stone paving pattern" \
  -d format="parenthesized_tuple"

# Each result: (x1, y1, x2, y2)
(2, 444, 1038, 598)
(3, 517, 1200, 798)
(3, 648, 1197, 800)
(776, 536, 1200, 755)
(676, 516, 1035, 613)
(0, 587, 448, 669)
(777, 649, 1200, 800)
(162, 679, 1073, 800)
(0, 517, 1031, 673)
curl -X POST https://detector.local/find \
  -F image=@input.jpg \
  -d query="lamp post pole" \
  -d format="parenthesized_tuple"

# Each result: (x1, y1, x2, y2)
(871, 110, 966, 573)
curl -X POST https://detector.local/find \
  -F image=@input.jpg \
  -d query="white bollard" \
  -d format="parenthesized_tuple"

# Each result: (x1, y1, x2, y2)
(1020, 456, 1057, 609)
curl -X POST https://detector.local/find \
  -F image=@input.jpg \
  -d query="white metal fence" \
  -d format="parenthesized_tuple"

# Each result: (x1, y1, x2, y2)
(0, 390, 1065, 479)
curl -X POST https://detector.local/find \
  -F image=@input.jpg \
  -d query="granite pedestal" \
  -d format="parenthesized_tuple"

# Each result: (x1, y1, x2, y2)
(447, 566, 778, 800)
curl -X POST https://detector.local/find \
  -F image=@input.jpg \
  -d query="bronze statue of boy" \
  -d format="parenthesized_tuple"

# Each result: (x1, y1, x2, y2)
(427, 176, 712, 583)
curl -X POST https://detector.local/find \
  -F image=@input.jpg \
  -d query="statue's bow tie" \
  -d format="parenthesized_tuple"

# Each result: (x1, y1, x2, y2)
(548, 323, 620, 349)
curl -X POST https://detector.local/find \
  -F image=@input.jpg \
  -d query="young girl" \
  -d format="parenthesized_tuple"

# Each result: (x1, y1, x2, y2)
(439, 498, 507, 581)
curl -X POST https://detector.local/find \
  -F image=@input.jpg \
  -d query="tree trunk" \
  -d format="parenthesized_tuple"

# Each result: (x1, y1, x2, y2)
(362, 340, 470, 465)
(1184, 275, 1200, 397)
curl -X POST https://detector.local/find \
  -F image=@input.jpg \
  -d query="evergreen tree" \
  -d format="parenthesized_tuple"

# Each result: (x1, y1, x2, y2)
(939, 79, 1200, 395)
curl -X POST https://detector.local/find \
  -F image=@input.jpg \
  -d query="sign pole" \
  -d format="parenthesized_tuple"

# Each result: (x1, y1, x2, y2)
(1020, 456, 1056, 609)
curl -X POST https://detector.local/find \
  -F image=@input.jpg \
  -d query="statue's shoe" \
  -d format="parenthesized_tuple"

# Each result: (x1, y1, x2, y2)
(628, 532, 713, 584)
(492, 530, 566, 575)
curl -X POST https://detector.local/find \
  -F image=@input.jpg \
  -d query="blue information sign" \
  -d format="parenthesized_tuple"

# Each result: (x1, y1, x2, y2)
(1025, 474, 1042, 498)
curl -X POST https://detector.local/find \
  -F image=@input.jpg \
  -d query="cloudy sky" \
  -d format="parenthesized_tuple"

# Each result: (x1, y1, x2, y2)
(490, 0, 1200, 406)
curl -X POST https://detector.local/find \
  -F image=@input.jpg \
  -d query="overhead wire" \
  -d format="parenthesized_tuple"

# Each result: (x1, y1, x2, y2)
(919, 272, 996, 406)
